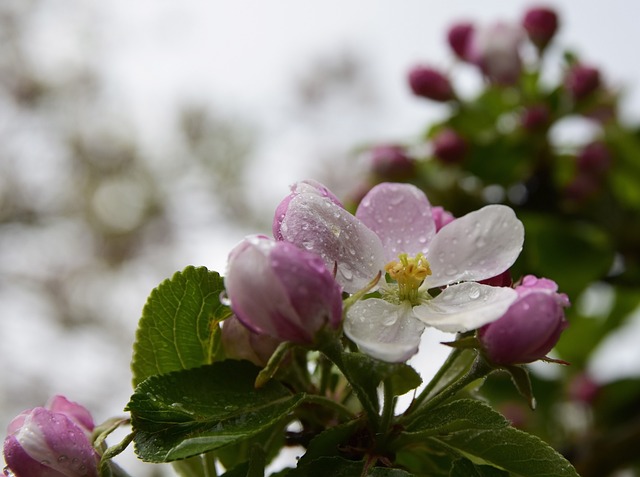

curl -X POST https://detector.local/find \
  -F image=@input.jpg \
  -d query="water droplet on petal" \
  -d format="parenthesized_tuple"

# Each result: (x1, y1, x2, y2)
(418, 236, 427, 244)
(468, 288, 481, 299)
(445, 267, 458, 276)
(58, 455, 68, 463)
(383, 315, 397, 326)
(475, 237, 486, 248)
(390, 194, 404, 205)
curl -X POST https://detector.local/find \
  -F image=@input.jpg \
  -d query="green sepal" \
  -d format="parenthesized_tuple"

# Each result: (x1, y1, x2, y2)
(126, 361, 305, 462)
(502, 365, 536, 410)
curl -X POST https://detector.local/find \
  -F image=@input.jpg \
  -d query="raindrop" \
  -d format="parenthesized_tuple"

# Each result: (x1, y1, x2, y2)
(475, 237, 486, 248)
(348, 247, 356, 256)
(58, 455, 68, 463)
(4, 466, 15, 477)
(302, 241, 314, 250)
(383, 315, 398, 326)
(338, 264, 353, 280)
(390, 194, 404, 205)
(219, 291, 231, 306)
(445, 267, 458, 276)
(468, 288, 481, 300)
(418, 236, 427, 244)
(41, 460, 51, 466)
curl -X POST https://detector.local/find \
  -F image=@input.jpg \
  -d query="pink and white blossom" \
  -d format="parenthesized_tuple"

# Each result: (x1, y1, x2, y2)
(276, 181, 524, 362)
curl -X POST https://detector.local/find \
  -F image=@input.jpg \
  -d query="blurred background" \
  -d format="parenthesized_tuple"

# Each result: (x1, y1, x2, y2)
(1, 1, 639, 476)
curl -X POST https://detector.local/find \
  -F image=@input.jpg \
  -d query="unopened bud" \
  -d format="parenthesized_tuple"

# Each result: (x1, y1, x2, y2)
(565, 65, 601, 100)
(479, 275, 569, 365)
(522, 6, 559, 50)
(447, 22, 475, 60)
(432, 128, 467, 164)
(369, 144, 415, 181)
(408, 66, 455, 102)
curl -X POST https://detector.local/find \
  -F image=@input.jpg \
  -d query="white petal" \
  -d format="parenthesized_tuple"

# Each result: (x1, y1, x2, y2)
(344, 299, 426, 363)
(413, 282, 518, 332)
(356, 183, 436, 262)
(422, 205, 524, 288)
(280, 191, 386, 293)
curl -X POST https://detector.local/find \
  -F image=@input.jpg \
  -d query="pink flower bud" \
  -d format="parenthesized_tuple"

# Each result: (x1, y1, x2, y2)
(221, 315, 281, 367)
(522, 6, 559, 50)
(447, 22, 475, 60)
(567, 373, 600, 404)
(369, 144, 415, 181)
(565, 65, 601, 100)
(479, 275, 569, 365)
(431, 206, 455, 232)
(521, 104, 551, 132)
(225, 236, 343, 344)
(577, 141, 612, 175)
(408, 66, 455, 102)
(3, 396, 99, 477)
(467, 22, 524, 85)
(432, 128, 467, 164)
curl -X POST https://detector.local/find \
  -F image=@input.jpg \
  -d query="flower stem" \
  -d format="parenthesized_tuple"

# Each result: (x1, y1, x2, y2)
(401, 356, 493, 428)
(405, 347, 466, 413)
(378, 379, 396, 444)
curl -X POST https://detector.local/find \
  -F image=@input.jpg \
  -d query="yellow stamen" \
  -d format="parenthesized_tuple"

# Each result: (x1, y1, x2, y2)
(384, 253, 432, 303)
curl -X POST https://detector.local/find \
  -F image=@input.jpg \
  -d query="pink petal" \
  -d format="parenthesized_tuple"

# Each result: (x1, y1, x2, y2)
(422, 205, 524, 289)
(279, 187, 385, 293)
(356, 183, 436, 262)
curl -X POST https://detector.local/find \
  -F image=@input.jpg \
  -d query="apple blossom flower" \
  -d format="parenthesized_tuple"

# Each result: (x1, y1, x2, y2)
(224, 235, 343, 344)
(467, 22, 525, 85)
(3, 396, 99, 477)
(276, 181, 524, 362)
(478, 275, 569, 365)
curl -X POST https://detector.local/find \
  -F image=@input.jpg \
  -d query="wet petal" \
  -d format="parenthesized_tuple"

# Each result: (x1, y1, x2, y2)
(356, 183, 436, 262)
(279, 186, 385, 293)
(422, 205, 524, 288)
(413, 282, 517, 332)
(344, 299, 426, 362)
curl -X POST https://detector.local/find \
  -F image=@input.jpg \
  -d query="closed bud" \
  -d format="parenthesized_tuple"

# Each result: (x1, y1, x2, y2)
(225, 236, 343, 344)
(408, 66, 455, 102)
(521, 104, 551, 132)
(565, 64, 601, 100)
(522, 6, 559, 50)
(431, 206, 455, 231)
(577, 141, 611, 175)
(221, 315, 281, 367)
(432, 128, 467, 164)
(3, 396, 99, 477)
(369, 144, 415, 180)
(447, 22, 475, 60)
(479, 275, 569, 365)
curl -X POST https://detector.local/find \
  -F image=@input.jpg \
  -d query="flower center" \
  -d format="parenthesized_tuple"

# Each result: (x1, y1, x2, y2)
(385, 253, 432, 304)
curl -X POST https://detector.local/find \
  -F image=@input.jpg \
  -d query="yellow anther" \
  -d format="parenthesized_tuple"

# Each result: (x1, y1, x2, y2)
(384, 253, 432, 303)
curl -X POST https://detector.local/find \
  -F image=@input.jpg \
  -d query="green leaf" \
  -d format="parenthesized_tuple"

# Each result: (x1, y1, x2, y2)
(450, 458, 508, 477)
(401, 399, 579, 477)
(289, 456, 414, 477)
(126, 361, 305, 462)
(298, 419, 363, 466)
(519, 214, 614, 298)
(131, 266, 231, 387)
